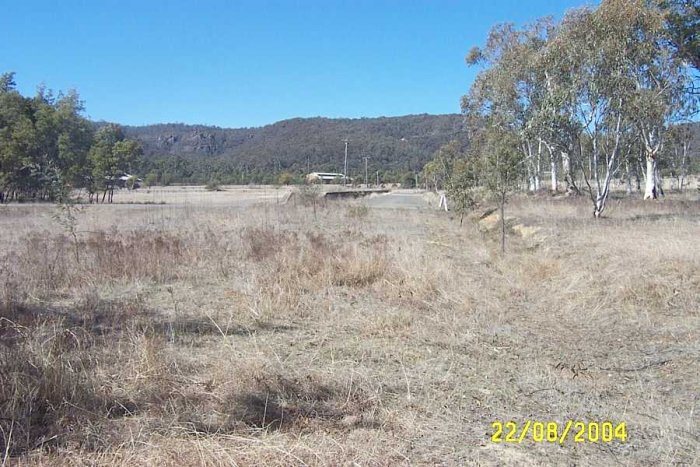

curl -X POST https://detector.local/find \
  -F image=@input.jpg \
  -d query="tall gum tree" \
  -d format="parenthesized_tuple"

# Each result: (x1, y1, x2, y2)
(89, 125, 143, 203)
(618, 1, 691, 199)
(545, 0, 692, 213)
(552, 6, 632, 216)
(464, 19, 554, 193)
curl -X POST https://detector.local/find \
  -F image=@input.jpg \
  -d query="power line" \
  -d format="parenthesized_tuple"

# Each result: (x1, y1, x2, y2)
(343, 138, 349, 185)
(363, 156, 370, 188)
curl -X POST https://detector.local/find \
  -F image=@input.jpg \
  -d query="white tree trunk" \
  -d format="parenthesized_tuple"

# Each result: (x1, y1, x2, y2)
(525, 141, 536, 192)
(625, 160, 632, 195)
(644, 155, 658, 200)
(680, 140, 689, 191)
(535, 139, 542, 191)
(641, 127, 663, 200)
(594, 197, 604, 218)
(526, 161, 536, 191)
(439, 192, 448, 211)
(655, 163, 664, 197)
(561, 151, 574, 194)
(550, 158, 558, 192)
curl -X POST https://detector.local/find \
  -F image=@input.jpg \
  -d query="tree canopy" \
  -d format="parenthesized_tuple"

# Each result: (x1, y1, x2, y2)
(435, 0, 697, 220)
(0, 73, 142, 202)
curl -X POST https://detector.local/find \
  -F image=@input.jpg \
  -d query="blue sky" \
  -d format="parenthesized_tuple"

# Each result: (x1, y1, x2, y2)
(1, 0, 592, 128)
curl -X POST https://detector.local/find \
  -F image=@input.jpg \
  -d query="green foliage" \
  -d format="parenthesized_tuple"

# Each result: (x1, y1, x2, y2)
(399, 172, 416, 188)
(461, 0, 695, 215)
(0, 78, 95, 201)
(143, 171, 158, 187)
(52, 202, 83, 262)
(277, 171, 295, 185)
(205, 178, 223, 191)
(656, 0, 700, 71)
(0, 74, 142, 203)
(424, 140, 479, 221)
(0, 72, 16, 92)
(423, 140, 465, 191)
(88, 124, 143, 202)
(476, 125, 525, 197)
(445, 157, 479, 221)
(434, 126, 522, 228)
(161, 171, 174, 186)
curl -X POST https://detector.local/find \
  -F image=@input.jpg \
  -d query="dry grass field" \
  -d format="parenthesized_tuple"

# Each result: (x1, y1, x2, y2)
(1, 187, 698, 466)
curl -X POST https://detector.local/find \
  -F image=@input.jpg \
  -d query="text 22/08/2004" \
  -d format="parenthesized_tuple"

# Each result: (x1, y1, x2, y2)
(490, 420, 628, 444)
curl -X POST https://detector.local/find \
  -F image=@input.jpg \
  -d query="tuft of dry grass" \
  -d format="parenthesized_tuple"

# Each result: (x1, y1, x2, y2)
(227, 366, 381, 431)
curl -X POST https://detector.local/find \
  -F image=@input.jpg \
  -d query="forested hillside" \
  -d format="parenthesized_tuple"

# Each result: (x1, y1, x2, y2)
(124, 114, 467, 185)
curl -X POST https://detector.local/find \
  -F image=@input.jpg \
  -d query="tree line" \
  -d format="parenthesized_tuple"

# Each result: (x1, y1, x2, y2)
(425, 0, 698, 225)
(0, 72, 142, 203)
(127, 114, 466, 186)
(0, 68, 443, 198)
(136, 154, 425, 188)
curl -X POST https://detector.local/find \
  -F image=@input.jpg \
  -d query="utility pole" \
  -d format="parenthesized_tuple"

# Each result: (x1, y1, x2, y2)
(363, 156, 370, 188)
(343, 139, 349, 186)
(376, 170, 379, 187)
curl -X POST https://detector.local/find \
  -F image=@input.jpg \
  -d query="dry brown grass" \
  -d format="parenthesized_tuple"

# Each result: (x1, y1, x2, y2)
(1, 191, 698, 465)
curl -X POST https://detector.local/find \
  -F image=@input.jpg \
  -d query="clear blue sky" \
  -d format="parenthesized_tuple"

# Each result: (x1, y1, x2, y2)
(1, 0, 592, 128)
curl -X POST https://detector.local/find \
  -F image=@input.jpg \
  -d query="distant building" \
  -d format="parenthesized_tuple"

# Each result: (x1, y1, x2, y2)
(306, 172, 352, 184)
(108, 173, 143, 189)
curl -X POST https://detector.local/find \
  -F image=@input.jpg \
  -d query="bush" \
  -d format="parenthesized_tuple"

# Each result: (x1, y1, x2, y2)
(277, 172, 295, 185)
(400, 172, 416, 188)
(0, 313, 133, 456)
(143, 172, 158, 187)
(205, 179, 223, 191)
(347, 204, 369, 219)
(160, 172, 174, 186)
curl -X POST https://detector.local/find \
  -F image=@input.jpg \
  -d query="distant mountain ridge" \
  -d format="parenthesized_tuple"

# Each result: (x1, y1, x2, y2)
(123, 114, 467, 176)
(121, 115, 699, 184)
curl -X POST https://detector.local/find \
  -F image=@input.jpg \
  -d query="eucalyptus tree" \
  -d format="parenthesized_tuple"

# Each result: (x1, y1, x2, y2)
(465, 23, 534, 191)
(0, 75, 94, 201)
(422, 140, 464, 192)
(531, 29, 583, 195)
(656, 0, 700, 72)
(0, 73, 35, 200)
(545, 6, 628, 216)
(0, 72, 15, 93)
(54, 90, 94, 192)
(445, 151, 479, 225)
(465, 19, 559, 193)
(89, 124, 142, 203)
(544, 0, 692, 214)
(622, 4, 692, 199)
(31, 87, 93, 200)
(472, 120, 524, 253)
(665, 123, 695, 190)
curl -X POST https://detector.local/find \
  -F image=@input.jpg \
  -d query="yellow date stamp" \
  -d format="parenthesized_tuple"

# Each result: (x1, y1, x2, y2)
(490, 420, 628, 444)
